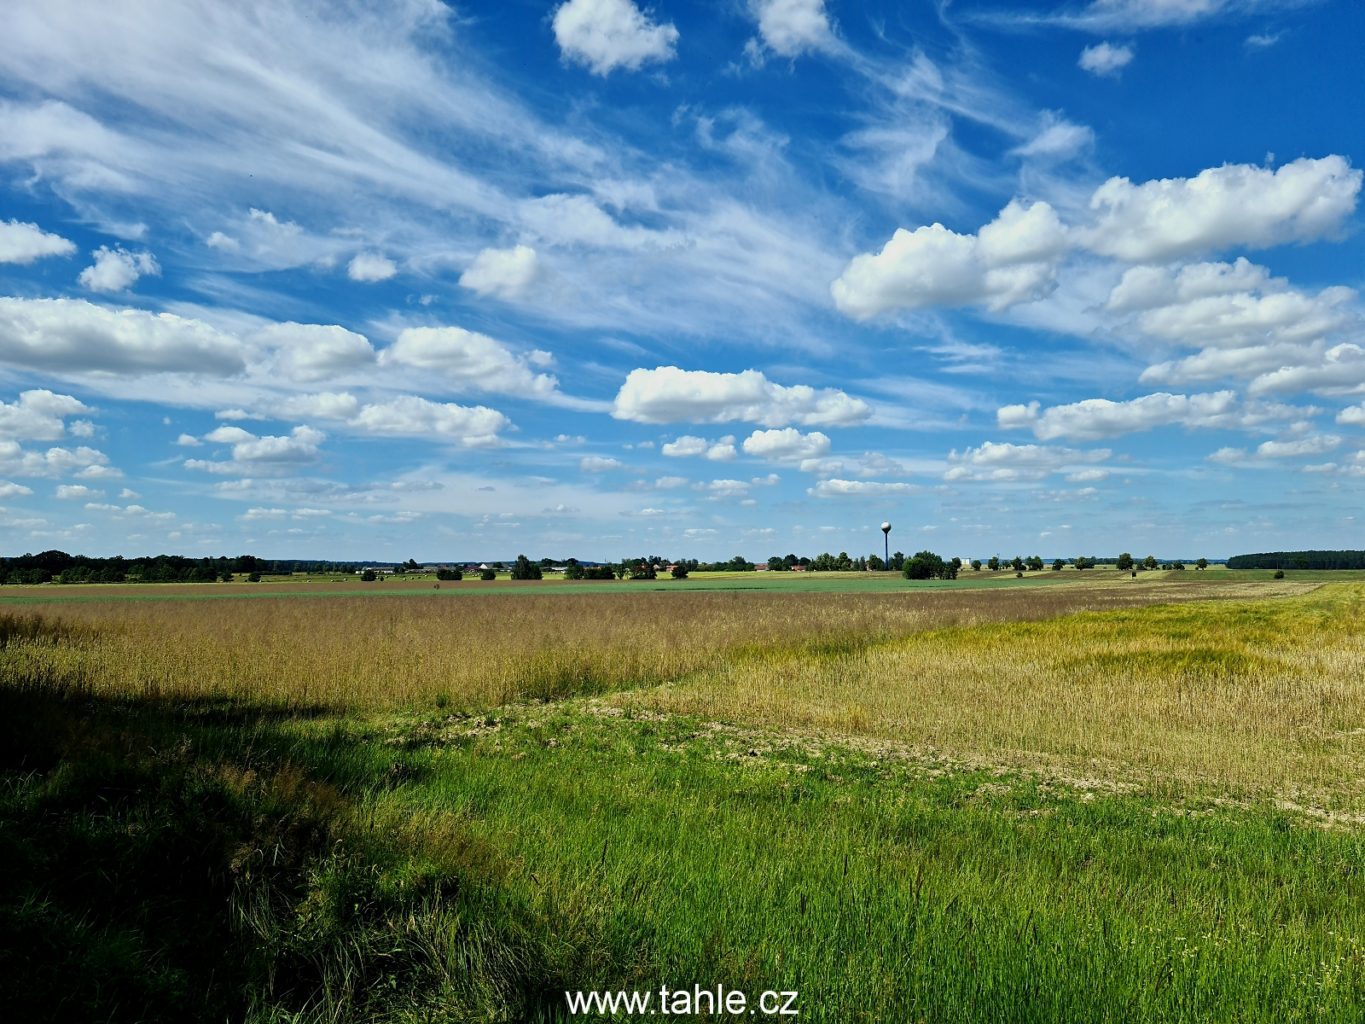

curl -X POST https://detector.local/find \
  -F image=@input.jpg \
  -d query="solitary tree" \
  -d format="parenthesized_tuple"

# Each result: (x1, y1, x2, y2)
(360, 569, 376, 582)
(1196, 557, 1209, 570)
(1143, 555, 1159, 570)
(987, 556, 1000, 572)
(1011, 556, 1025, 572)
(670, 563, 689, 579)
(1116, 552, 1134, 571)
(970, 559, 982, 571)
(1052, 558, 1065, 571)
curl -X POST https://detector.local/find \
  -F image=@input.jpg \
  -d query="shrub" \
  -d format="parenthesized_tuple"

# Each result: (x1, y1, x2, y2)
(480, 568, 496, 581)
(1274, 569, 1285, 579)
(436, 568, 462, 581)
(360, 569, 376, 582)
(670, 564, 689, 579)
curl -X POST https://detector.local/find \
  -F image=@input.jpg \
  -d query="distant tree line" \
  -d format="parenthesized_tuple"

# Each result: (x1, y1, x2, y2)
(1227, 550, 1365, 570)
(0, 551, 364, 585)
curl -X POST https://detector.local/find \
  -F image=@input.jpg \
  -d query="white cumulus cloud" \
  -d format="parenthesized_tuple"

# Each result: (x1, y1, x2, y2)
(552, 0, 679, 75)
(613, 366, 870, 427)
(79, 246, 160, 292)
(0, 390, 90, 441)
(0, 297, 246, 375)
(189, 424, 325, 472)
(0, 219, 75, 263)
(1248, 343, 1365, 397)
(945, 441, 1109, 482)
(379, 326, 557, 397)
(661, 434, 737, 460)
(998, 391, 1252, 441)
(580, 455, 624, 472)
(55, 483, 102, 499)
(831, 200, 1068, 317)
(741, 427, 831, 462)
(459, 245, 540, 300)
(807, 479, 920, 498)
(1079, 41, 1134, 76)
(259, 322, 376, 381)
(346, 252, 397, 282)
(1084, 156, 1361, 263)
(348, 395, 509, 446)
(748, 0, 835, 57)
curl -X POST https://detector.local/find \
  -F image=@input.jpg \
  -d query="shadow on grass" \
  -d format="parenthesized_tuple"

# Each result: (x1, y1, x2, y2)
(0, 679, 572, 1023)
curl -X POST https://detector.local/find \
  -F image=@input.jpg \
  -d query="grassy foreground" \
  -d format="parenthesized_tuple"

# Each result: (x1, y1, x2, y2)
(3, 579, 1364, 1021)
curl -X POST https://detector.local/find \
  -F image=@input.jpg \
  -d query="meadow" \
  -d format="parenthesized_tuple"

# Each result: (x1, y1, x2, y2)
(3, 571, 1364, 1021)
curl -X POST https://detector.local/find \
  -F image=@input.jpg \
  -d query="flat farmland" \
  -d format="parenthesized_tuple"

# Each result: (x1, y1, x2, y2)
(4, 563, 1352, 605)
(4, 574, 1365, 1022)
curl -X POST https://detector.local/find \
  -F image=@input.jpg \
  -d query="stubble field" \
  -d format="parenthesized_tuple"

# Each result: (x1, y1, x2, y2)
(3, 571, 1364, 1022)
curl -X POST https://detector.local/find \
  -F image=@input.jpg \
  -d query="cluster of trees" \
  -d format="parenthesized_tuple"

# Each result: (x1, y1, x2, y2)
(1227, 551, 1365, 570)
(762, 551, 909, 572)
(980, 555, 1053, 572)
(902, 552, 960, 580)
(1115, 553, 1209, 572)
(564, 564, 619, 580)
(0, 551, 331, 585)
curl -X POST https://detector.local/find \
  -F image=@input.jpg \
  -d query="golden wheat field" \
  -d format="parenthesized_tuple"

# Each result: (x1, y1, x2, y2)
(0, 575, 1301, 708)
(5, 575, 1362, 813)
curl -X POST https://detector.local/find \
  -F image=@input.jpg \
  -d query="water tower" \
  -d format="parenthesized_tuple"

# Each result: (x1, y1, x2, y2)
(880, 521, 891, 569)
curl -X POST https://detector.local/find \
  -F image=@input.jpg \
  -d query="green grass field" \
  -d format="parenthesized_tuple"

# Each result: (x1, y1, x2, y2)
(4, 575, 1365, 1021)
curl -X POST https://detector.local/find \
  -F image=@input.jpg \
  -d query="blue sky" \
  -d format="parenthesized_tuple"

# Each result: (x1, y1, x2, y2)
(1, 0, 1363, 562)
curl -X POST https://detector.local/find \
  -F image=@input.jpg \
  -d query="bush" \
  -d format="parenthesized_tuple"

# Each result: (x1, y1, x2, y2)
(436, 568, 462, 581)
(1274, 569, 1285, 579)
(479, 568, 496, 581)
(670, 564, 689, 579)
(247, 571, 262, 582)
(564, 564, 585, 580)
(584, 566, 616, 580)
(360, 569, 376, 582)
